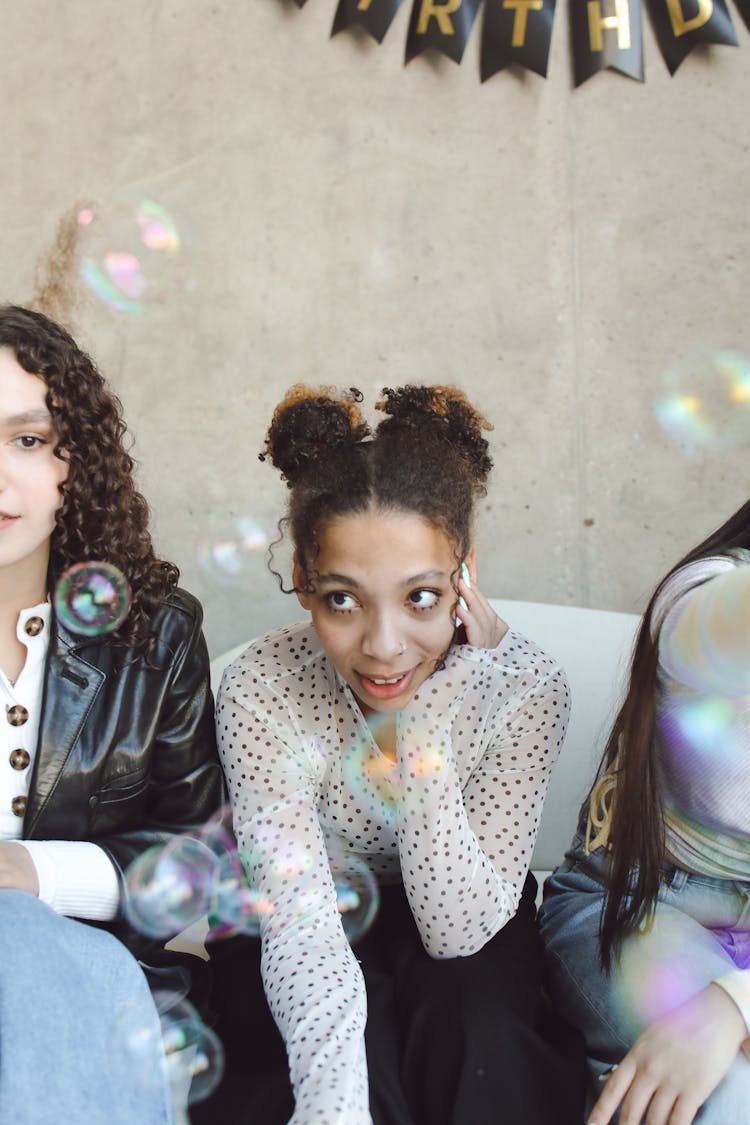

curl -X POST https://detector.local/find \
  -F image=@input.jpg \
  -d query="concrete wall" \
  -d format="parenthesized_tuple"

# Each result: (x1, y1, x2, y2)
(2, 1, 749, 656)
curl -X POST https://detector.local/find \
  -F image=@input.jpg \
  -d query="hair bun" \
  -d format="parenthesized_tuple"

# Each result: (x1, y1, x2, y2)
(376, 384, 493, 486)
(260, 384, 370, 485)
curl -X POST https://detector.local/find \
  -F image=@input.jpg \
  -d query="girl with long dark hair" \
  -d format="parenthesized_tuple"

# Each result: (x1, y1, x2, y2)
(540, 502, 750, 1125)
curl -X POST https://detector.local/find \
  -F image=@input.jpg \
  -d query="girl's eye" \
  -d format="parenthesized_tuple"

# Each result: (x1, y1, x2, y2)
(15, 435, 46, 450)
(325, 591, 359, 613)
(408, 589, 440, 611)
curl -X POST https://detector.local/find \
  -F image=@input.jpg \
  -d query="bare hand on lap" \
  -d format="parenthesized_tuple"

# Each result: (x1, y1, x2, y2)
(588, 983, 747, 1125)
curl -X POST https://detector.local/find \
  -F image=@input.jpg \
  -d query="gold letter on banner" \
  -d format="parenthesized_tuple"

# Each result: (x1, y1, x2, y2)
(587, 0, 631, 48)
(416, 0, 462, 34)
(503, 0, 544, 45)
(665, 0, 712, 34)
(357, 0, 373, 8)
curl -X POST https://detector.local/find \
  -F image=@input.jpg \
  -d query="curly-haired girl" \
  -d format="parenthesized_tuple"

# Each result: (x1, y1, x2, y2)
(211, 384, 585, 1124)
(540, 504, 750, 1125)
(0, 305, 223, 1122)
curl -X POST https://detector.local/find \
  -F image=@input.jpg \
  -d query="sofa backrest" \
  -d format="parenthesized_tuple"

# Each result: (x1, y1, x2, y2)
(490, 600, 639, 871)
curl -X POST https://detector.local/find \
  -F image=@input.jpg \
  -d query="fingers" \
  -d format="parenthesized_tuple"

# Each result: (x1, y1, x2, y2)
(590, 1060, 700, 1125)
(456, 570, 506, 649)
(589, 1059, 635, 1125)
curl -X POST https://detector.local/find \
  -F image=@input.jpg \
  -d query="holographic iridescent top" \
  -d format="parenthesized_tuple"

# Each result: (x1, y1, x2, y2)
(654, 549, 750, 879)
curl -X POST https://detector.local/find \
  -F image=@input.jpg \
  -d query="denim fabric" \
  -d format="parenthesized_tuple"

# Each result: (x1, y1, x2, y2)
(0, 889, 174, 1125)
(538, 834, 750, 1123)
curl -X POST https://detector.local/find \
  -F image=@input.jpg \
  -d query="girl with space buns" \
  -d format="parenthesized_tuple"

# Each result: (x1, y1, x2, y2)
(214, 383, 585, 1124)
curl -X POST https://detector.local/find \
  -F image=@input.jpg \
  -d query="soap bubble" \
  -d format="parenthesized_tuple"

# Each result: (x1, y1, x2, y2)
(197, 515, 269, 586)
(661, 696, 738, 769)
(113, 989, 224, 1106)
(197, 803, 237, 858)
(193, 806, 274, 939)
(54, 561, 132, 636)
(207, 850, 275, 939)
(654, 350, 750, 452)
(330, 853, 379, 944)
(342, 717, 400, 825)
(613, 911, 712, 1038)
(78, 197, 187, 315)
(124, 837, 218, 939)
(157, 993, 224, 1105)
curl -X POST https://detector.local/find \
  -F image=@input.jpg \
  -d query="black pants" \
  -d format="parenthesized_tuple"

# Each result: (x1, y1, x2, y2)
(193, 874, 586, 1124)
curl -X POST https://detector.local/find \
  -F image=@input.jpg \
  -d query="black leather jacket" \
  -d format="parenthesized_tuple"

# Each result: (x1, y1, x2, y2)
(24, 587, 225, 957)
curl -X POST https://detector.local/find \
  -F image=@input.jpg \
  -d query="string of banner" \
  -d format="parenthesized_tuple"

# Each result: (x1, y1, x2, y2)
(292, 0, 748, 85)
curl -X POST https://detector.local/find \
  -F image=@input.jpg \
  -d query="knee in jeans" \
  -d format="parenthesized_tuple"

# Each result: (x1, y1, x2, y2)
(0, 889, 57, 945)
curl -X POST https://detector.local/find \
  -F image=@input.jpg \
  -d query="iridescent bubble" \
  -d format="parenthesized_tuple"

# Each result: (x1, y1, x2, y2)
(113, 989, 224, 1106)
(124, 837, 218, 939)
(137, 200, 180, 251)
(78, 198, 187, 316)
(613, 912, 709, 1038)
(330, 853, 379, 944)
(196, 805, 275, 939)
(661, 696, 738, 768)
(342, 717, 400, 825)
(157, 993, 224, 1105)
(207, 850, 275, 940)
(197, 803, 237, 858)
(196, 515, 269, 587)
(54, 561, 132, 637)
(654, 350, 750, 452)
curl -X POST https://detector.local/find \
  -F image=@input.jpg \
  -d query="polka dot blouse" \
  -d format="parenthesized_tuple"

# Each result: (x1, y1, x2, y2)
(217, 621, 570, 1124)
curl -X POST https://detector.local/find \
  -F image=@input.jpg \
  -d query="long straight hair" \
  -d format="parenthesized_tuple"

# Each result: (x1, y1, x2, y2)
(598, 498, 750, 966)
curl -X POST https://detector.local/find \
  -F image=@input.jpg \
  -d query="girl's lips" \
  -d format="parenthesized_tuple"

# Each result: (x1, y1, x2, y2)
(356, 668, 415, 700)
(0, 515, 19, 530)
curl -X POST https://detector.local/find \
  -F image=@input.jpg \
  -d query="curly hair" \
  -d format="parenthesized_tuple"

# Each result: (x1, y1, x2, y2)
(0, 304, 178, 651)
(260, 382, 493, 585)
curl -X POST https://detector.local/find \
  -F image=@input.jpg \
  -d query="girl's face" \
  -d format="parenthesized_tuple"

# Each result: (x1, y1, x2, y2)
(294, 508, 470, 717)
(0, 348, 68, 586)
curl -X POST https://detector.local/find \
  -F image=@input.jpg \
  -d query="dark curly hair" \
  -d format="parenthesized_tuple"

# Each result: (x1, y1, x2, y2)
(260, 382, 493, 588)
(0, 304, 178, 650)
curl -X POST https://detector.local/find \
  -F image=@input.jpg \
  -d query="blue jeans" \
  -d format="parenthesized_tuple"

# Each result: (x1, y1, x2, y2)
(538, 834, 750, 1123)
(0, 889, 174, 1125)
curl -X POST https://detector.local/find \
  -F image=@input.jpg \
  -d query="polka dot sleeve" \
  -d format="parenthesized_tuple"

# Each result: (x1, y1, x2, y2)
(395, 641, 570, 957)
(216, 667, 371, 1125)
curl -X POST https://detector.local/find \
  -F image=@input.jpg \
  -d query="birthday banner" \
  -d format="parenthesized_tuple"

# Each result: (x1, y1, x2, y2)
(293, 0, 747, 85)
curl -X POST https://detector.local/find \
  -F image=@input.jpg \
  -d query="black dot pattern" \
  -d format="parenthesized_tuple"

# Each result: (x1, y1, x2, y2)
(217, 621, 570, 1120)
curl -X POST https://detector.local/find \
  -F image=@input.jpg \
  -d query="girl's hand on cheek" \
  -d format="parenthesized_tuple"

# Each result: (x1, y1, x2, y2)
(455, 566, 508, 650)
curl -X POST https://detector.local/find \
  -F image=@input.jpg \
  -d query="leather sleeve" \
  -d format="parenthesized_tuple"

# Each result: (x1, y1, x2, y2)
(95, 593, 226, 952)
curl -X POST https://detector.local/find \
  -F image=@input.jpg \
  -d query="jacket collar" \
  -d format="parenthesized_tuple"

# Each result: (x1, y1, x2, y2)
(24, 620, 106, 837)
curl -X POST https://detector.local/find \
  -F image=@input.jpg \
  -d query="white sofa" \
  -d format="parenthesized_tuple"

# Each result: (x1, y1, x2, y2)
(205, 599, 640, 893)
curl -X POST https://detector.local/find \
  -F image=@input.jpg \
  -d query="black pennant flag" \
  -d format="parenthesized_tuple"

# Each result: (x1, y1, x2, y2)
(647, 0, 738, 72)
(570, 0, 644, 85)
(405, 0, 483, 63)
(332, 0, 407, 41)
(480, 0, 556, 78)
(730, 0, 750, 28)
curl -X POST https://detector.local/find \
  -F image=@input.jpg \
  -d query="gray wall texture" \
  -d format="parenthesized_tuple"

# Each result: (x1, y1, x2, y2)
(2, 1, 749, 656)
